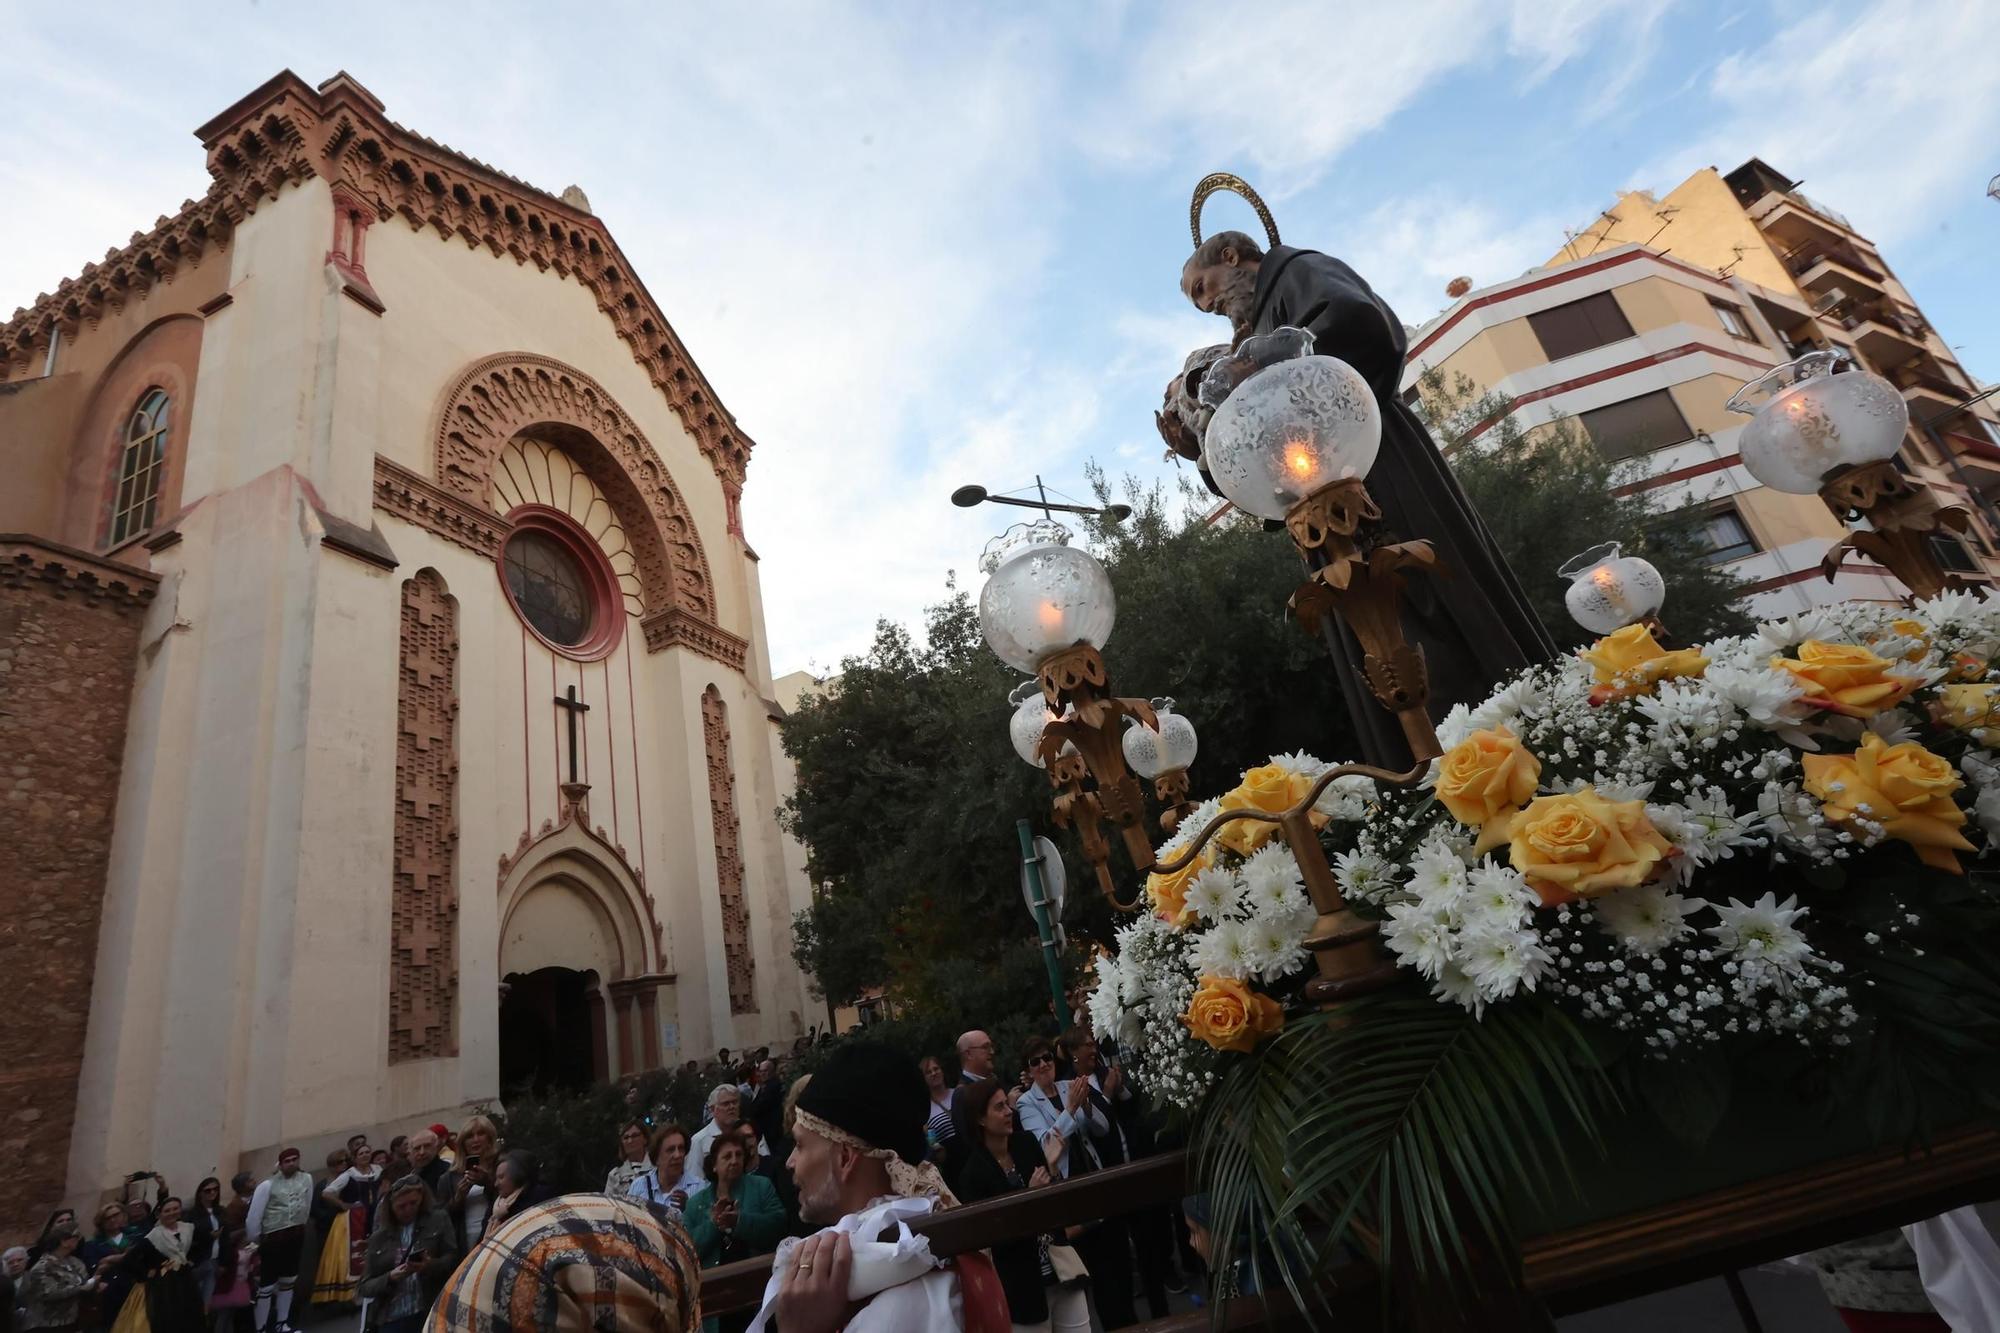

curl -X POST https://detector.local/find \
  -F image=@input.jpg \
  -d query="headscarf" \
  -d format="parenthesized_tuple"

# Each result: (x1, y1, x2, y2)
(426, 1193, 699, 1333)
(147, 1220, 193, 1268)
(790, 1043, 958, 1208)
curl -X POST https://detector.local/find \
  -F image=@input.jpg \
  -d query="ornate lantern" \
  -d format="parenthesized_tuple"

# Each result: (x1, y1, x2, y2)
(1727, 350, 1969, 599)
(1121, 699, 1200, 830)
(977, 519, 1117, 675)
(1558, 542, 1666, 635)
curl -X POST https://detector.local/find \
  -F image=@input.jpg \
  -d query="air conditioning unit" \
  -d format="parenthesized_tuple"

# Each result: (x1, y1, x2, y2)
(1811, 287, 1849, 315)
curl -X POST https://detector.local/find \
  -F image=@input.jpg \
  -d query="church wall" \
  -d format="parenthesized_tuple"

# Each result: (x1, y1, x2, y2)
(0, 372, 87, 537)
(0, 541, 156, 1240)
(352, 216, 756, 655)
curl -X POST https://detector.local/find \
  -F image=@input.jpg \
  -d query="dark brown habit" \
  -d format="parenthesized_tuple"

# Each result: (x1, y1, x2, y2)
(1240, 245, 1557, 767)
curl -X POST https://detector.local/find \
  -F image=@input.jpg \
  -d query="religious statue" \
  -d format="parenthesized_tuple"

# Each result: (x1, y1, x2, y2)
(1160, 175, 1556, 768)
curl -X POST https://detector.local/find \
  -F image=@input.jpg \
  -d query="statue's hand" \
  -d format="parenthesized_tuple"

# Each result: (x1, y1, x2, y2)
(1155, 406, 1200, 463)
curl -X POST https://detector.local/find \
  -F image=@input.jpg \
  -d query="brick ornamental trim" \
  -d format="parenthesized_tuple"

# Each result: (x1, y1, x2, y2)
(0, 536, 160, 610)
(389, 568, 460, 1062)
(1, 70, 753, 489)
(701, 686, 757, 1014)
(641, 606, 751, 672)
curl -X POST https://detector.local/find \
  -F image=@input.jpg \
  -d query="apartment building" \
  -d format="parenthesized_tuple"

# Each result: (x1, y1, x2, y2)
(1399, 159, 2000, 617)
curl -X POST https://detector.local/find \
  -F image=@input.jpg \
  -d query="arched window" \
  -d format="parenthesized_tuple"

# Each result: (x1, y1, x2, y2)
(109, 389, 170, 546)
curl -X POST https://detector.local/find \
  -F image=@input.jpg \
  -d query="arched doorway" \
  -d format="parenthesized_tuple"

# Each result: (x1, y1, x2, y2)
(494, 806, 674, 1086)
(499, 966, 602, 1093)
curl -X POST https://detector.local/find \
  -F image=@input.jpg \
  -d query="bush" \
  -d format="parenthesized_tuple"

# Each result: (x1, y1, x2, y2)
(483, 1066, 710, 1196)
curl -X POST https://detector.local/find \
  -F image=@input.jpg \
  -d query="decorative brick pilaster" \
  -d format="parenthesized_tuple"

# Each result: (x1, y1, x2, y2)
(701, 686, 756, 1013)
(389, 569, 459, 1061)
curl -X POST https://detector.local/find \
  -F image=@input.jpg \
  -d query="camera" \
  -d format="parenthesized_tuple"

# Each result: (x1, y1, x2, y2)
(126, 1170, 154, 1183)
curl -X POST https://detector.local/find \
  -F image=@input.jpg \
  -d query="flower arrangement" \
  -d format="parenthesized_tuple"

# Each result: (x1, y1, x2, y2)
(1091, 592, 2000, 1123)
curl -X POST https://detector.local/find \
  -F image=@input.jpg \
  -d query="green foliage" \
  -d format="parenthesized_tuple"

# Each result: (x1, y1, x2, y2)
(780, 475, 1358, 1015)
(484, 1066, 708, 1196)
(1191, 987, 1610, 1319)
(1418, 368, 1755, 650)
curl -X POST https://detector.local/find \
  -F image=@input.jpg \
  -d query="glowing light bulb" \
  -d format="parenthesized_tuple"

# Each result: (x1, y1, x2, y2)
(1037, 601, 1063, 631)
(1284, 440, 1318, 480)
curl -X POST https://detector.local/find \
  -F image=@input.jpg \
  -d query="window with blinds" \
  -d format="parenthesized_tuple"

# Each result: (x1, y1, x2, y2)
(1527, 292, 1635, 362)
(1579, 389, 1694, 461)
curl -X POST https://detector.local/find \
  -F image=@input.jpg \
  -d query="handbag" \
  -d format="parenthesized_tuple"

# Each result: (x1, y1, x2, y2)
(1046, 1242, 1090, 1286)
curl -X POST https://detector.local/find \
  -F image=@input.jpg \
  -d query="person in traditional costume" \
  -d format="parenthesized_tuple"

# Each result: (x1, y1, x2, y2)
(310, 1151, 382, 1307)
(355, 1178, 455, 1333)
(426, 1193, 699, 1333)
(745, 1044, 964, 1333)
(107, 1197, 204, 1333)
(1167, 192, 1557, 769)
(245, 1149, 313, 1333)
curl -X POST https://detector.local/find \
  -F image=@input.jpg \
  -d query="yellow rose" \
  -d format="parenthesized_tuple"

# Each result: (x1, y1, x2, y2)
(1802, 733, 1975, 874)
(1214, 763, 1314, 857)
(1436, 727, 1542, 856)
(1880, 618, 1931, 663)
(1772, 640, 1919, 718)
(1578, 624, 1709, 703)
(1935, 683, 2000, 735)
(1146, 849, 1211, 928)
(1182, 975, 1285, 1054)
(1507, 785, 1674, 907)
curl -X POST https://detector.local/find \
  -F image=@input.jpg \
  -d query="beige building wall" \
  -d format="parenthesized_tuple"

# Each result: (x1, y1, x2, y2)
(64, 160, 814, 1200)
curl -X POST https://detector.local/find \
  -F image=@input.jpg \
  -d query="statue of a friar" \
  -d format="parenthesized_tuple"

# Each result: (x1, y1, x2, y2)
(1159, 182, 1556, 769)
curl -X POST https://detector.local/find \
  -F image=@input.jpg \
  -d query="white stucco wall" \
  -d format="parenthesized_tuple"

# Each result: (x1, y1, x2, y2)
(69, 177, 812, 1203)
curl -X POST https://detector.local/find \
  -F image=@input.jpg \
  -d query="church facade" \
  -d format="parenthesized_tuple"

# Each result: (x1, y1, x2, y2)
(0, 70, 817, 1230)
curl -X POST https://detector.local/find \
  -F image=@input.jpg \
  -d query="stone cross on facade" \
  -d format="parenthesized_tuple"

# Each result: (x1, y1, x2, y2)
(554, 685, 591, 785)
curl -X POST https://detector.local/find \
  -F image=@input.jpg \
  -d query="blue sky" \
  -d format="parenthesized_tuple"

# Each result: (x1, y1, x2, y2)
(5, 1, 1996, 672)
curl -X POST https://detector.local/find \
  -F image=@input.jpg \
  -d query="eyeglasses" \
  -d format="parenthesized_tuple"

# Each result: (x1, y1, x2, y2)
(1028, 1054, 1054, 1067)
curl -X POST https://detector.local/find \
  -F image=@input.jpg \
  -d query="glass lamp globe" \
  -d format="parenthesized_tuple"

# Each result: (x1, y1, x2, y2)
(1558, 542, 1665, 634)
(977, 519, 1117, 675)
(1122, 699, 1199, 779)
(1725, 350, 1909, 495)
(1007, 681, 1075, 769)
(1198, 327, 1383, 521)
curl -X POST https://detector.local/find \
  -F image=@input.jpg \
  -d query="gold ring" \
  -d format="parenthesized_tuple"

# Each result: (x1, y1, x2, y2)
(799, 1261, 814, 1274)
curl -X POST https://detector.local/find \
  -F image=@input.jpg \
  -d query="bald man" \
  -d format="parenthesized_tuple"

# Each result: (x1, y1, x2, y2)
(954, 1030, 995, 1083)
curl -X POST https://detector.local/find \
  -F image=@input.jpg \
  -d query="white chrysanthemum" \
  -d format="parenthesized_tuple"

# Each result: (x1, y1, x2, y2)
(1458, 924, 1554, 1000)
(1637, 681, 1734, 747)
(1188, 919, 1256, 980)
(1757, 781, 1835, 851)
(1157, 797, 1223, 858)
(1868, 707, 1923, 746)
(1315, 773, 1377, 822)
(1962, 751, 2000, 789)
(1382, 899, 1456, 980)
(1648, 788, 1756, 866)
(1703, 662, 1809, 729)
(1240, 842, 1305, 912)
(1753, 609, 1839, 656)
(1592, 883, 1706, 956)
(1244, 911, 1311, 984)
(1268, 750, 1325, 779)
(1975, 785, 2000, 845)
(1408, 838, 1469, 907)
(1184, 865, 1244, 923)
(1436, 703, 1476, 751)
(1334, 849, 1397, 903)
(1460, 861, 1535, 931)
(1560, 773, 1655, 803)
(1431, 959, 1486, 1017)
(1706, 893, 1813, 979)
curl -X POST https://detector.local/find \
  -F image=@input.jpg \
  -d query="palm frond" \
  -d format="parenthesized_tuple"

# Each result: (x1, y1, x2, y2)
(1189, 986, 1611, 1324)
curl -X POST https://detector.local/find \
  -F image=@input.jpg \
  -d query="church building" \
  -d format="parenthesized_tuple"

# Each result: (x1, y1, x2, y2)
(0, 70, 818, 1231)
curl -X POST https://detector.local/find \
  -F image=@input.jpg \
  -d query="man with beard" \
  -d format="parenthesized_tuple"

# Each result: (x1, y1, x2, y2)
(746, 1045, 963, 1332)
(1164, 226, 1555, 767)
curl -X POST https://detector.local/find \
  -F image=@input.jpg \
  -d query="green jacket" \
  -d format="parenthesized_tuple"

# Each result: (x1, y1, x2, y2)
(682, 1172, 786, 1267)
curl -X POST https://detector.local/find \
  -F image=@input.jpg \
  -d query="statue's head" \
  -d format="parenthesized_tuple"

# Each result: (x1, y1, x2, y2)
(1181, 230, 1265, 333)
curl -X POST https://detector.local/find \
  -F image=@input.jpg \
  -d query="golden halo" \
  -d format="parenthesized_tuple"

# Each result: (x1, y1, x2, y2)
(1189, 172, 1280, 250)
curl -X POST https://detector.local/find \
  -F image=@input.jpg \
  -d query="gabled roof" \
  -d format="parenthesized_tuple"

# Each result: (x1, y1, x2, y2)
(2, 70, 753, 486)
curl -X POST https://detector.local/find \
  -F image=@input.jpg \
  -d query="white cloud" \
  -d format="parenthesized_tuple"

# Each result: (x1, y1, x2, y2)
(1636, 0, 2000, 248)
(1330, 191, 1575, 326)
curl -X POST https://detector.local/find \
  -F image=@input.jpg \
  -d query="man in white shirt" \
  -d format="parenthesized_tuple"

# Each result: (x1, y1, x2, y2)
(246, 1147, 314, 1333)
(747, 1044, 962, 1332)
(687, 1084, 767, 1183)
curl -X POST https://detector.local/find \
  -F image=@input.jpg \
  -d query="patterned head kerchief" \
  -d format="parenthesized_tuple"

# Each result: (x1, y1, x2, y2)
(427, 1193, 700, 1333)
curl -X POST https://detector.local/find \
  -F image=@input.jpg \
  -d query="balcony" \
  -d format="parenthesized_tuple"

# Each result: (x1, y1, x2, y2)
(1894, 358, 1971, 416)
(1748, 188, 1864, 250)
(1837, 300, 1928, 368)
(1786, 241, 1885, 297)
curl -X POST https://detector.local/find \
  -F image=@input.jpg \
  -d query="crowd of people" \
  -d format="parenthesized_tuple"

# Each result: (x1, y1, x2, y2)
(1, 1031, 1200, 1333)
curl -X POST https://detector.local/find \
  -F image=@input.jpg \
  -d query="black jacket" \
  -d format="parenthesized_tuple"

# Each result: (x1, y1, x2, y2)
(954, 1131, 1050, 1325)
(357, 1208, 457, 1330)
